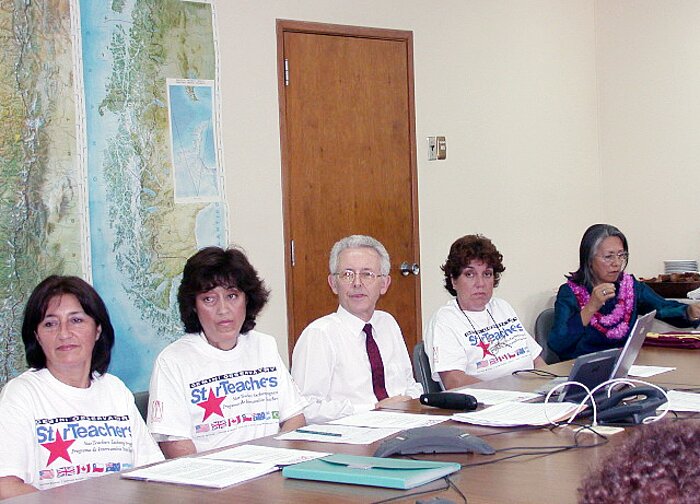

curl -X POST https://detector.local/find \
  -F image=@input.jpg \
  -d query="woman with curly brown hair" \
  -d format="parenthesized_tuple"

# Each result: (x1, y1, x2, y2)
(423, 235, 545, 390)
(579, 420, 700, 503)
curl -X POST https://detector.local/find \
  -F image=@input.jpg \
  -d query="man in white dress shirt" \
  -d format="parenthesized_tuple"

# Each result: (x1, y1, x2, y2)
(291, 235, 423, 424)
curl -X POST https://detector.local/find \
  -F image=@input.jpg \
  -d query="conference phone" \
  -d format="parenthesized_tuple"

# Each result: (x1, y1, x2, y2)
(373, 426, 495, 458)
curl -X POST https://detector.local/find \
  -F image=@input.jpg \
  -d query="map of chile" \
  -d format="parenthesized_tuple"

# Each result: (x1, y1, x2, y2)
(190, 374, 279, 422)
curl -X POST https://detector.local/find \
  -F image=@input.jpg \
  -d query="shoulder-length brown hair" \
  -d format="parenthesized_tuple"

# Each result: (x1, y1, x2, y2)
(177, 246, 270, 334)
(22, 275, 114, 377)
(441, 235, 505, 296)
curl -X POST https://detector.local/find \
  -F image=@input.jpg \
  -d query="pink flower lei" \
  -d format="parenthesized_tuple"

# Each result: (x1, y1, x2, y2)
(567, 273, 634, 340)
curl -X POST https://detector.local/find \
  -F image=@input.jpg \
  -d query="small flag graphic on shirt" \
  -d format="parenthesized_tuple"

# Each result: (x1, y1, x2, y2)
(39, 470, 54, 480)
(57, 466, 75, 477)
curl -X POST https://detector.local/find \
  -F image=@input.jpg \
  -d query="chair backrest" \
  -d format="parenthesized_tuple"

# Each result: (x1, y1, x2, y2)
(133, 391, 149, 421)
(534, 307, 560, 364)
(413, 341, 442, 393)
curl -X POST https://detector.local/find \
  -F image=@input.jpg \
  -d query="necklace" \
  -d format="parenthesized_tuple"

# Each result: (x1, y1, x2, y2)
(567, 273, 634, 339)
(455, 298, 507, 355)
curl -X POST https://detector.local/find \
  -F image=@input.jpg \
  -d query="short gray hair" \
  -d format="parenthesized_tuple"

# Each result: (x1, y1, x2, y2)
(329, 235, 391, 276)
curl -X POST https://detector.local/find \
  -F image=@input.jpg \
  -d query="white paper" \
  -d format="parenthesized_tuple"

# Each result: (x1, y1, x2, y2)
(452, 387, 540, 405)
(328, 410, 449, 429)
(274, 423, 400, 444)
(628, 365, 675, 377)
(122, 457, 277, 488)
(666, 390, 700, 412)
(451, 401, 580, 427)
(202, 444, 330, 466)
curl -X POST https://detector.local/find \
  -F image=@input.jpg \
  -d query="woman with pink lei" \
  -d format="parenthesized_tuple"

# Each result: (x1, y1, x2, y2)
(549, 224, 700, 361)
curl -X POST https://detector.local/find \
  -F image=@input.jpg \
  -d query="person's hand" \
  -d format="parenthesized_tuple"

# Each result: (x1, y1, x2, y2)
(688, 303, 700, 322)
(581, 283, 616, 326)
(588, 283, 616, 311)
(375, 395, 411, 408)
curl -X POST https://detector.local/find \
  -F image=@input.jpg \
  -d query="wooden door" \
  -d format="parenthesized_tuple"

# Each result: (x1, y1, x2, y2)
(277, 20, 421, 358)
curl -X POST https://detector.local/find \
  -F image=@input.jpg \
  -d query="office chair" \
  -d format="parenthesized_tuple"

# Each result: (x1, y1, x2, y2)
(134, 390, 150, 421)
(534, 307, 560, 364)
(413, 341, 443, 393)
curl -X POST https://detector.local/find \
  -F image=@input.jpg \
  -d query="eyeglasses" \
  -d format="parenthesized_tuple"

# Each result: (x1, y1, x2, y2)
(334, 269, 385, 285)
(598, 252, 629, 265)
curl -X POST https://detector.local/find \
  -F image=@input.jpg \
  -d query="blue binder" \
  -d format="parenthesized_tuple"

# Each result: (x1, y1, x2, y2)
(282, 454, 461, 490)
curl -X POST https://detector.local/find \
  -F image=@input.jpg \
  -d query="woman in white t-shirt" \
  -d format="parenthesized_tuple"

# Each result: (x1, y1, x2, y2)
(424, 235, 545, 390)
(148, 247, 306, 459)
(0, 276, 163, 499)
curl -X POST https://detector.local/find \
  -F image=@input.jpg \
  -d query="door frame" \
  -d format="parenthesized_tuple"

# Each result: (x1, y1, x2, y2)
(276, 19, 421, 358)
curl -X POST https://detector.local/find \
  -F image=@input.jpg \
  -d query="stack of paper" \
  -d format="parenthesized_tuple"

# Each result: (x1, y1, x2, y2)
(122, 457, 277, 488)
(202, 444, 330, 465)
(452, 387, 539, 405)
(451, 401, 580, 427)
(329, 410, 449, 429)
(276, 411, 450, 444)
(275, 423, 400, 444)
(666, 390, 700, 412)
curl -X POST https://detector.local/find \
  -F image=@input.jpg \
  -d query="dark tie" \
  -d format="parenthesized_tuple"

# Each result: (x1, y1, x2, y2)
(363, 323, 389, 401)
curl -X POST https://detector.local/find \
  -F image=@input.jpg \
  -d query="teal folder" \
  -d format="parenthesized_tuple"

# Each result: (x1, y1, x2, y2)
(282, 454, 461, 490)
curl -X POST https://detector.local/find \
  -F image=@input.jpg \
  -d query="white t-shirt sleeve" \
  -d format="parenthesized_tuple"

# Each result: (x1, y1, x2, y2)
(126, 393, 164, 465)
(272, 347, 307, 423)
(291, 326, 355, 424)
(147, 353, 192, 440)
(429, 315, 471, 380)
(0, 381, 35, 485)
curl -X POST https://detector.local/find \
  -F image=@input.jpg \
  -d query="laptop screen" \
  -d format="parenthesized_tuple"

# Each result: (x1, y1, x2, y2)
(557, 310, 657, 402)
(609, 310, 656, 380)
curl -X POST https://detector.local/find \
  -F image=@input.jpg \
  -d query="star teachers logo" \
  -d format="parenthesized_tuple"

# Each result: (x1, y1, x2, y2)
(41, 430, 75, 466)
(476, 338, 494, 359)
(196, 388, 226, 421)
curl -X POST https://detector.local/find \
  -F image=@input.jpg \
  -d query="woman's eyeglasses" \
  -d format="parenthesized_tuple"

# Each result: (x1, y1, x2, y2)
(598, 252, 629, 265)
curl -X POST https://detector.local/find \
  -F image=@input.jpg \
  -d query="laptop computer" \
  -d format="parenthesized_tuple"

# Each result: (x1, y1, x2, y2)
(609, 310, 657, 379)
(545, 310, 657, 402)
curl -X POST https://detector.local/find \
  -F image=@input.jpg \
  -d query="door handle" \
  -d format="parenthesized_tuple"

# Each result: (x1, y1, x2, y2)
(399, 262, 420, 277)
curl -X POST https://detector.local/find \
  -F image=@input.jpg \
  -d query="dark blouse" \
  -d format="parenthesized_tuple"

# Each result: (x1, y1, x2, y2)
(548, 275, 697, 360)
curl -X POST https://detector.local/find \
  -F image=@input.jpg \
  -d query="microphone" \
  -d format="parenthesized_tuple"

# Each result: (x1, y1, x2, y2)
(419, 392, 478, 411)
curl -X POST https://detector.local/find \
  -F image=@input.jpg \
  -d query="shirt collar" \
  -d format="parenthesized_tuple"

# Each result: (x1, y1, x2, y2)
(336, 305, 376, 336)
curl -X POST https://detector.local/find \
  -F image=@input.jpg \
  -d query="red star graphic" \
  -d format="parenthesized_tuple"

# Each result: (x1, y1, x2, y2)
(196, 388, 225, 422)
(41, 429, 75, 466)
(476, 339, 494, 359)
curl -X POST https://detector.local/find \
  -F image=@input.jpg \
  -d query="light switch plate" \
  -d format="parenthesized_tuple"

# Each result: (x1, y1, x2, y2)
(427, 137, 437, 161)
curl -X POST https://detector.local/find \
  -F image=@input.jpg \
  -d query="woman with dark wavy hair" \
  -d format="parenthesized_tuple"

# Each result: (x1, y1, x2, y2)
(549, 224, 700, 361)
(0, 276, 162, 499)
(148, 246, 306, 459)
(579, 420, 700, 503)
(424, 235, 544, 390)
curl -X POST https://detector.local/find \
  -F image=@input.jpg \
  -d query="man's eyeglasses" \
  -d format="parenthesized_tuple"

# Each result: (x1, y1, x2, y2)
(334, 269, 385, 285)
(598, 252, 629, 265)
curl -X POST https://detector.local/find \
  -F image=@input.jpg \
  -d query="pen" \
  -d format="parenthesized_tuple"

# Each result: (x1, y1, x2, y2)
(295, 429, 342, 437)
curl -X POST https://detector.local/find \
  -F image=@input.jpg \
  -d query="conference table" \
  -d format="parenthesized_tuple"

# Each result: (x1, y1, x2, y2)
(7, 346, 700, 504)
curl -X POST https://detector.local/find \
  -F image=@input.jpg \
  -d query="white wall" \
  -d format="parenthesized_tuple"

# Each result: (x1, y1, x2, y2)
(217, 0, 697, 363)
(595, 0, 700, 278)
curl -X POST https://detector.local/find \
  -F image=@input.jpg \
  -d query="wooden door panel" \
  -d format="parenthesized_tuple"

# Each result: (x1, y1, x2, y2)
(278, 21, 420, 359)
